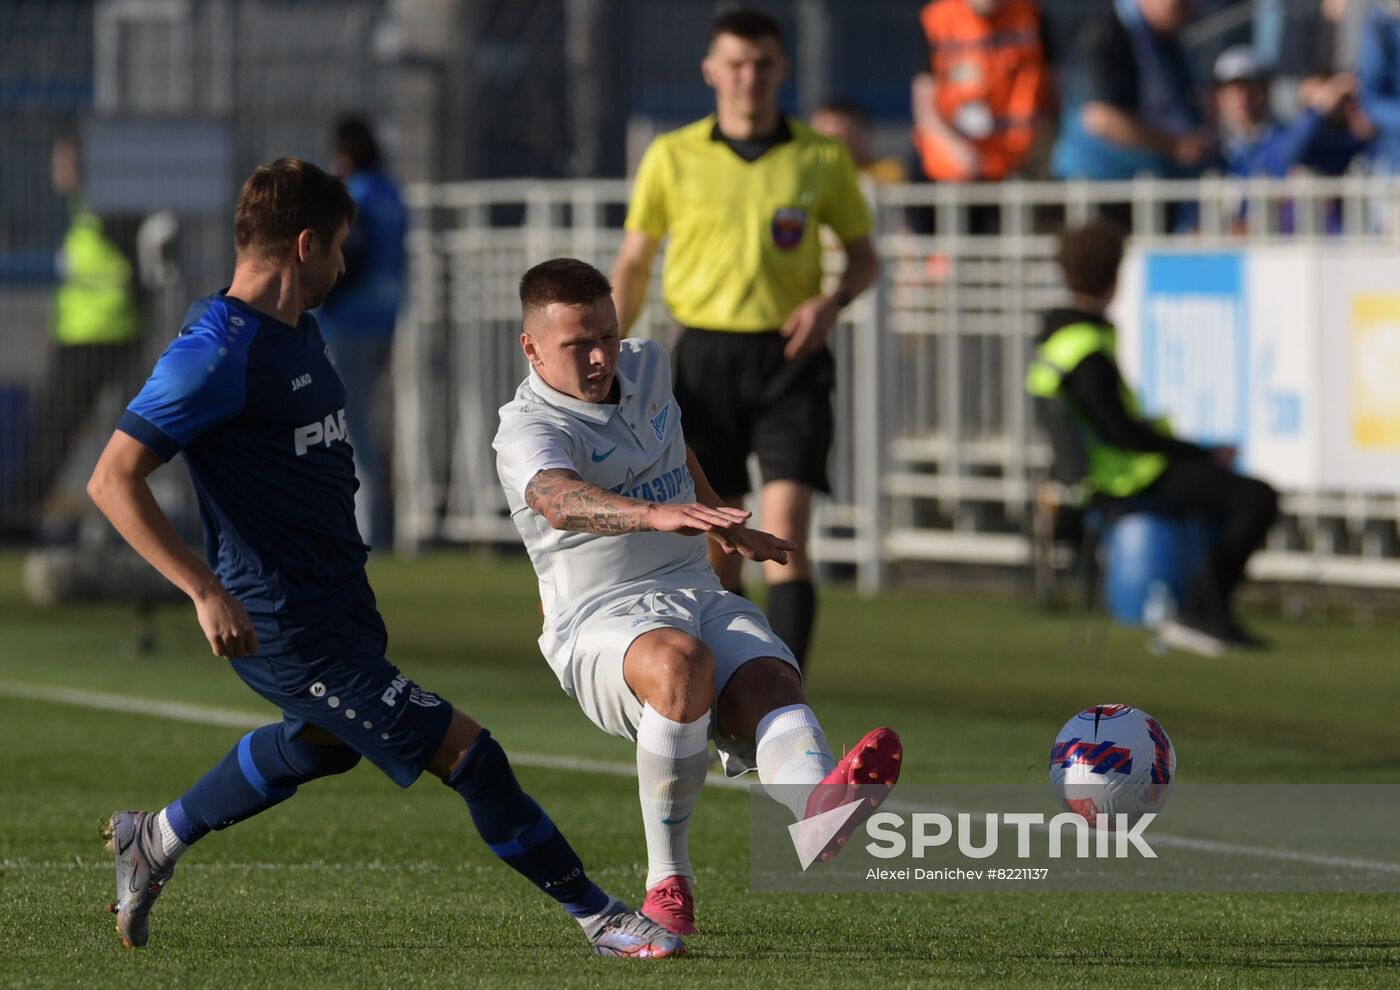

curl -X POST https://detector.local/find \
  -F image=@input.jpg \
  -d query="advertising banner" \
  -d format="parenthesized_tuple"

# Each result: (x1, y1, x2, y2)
(1319, 251, 1400, 493)
(1137, 251, 1248, 448)
(1114, 247, 1320, 488)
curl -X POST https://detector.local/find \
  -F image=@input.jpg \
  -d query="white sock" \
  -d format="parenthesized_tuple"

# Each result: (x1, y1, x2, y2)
(576, 895, 626, 936)
(156, 807, 188, 861)
(755, 704, 836, 820)
(635, 703, 710, 890)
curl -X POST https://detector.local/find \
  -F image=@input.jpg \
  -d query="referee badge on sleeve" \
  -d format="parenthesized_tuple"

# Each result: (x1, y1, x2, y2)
(771, 208, 807, 251)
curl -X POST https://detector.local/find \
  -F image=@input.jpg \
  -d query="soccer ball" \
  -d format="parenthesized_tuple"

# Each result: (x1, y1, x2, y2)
(1049, 704, 1176, 828)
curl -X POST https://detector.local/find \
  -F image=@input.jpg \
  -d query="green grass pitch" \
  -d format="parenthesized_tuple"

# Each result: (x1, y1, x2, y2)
(1, 551, 1397, 987)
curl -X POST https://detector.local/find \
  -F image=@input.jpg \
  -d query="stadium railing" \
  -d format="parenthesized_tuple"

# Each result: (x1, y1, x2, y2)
(397, 174, 1400, 594)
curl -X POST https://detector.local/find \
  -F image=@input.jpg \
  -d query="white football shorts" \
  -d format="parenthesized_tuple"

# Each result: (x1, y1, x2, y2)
(563, 586, 799, 776)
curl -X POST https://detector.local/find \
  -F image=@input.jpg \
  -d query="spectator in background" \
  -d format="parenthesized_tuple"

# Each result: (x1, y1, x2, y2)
(810, 100, 908, 184)
(908, 0, 1054, 234)
(12, 132, 141, 530)
(1358, 0, 1400, 175)
(1052, 0, 1210, 184)
(911, 0, 1054, 184)
(317, 117, 407, 552)
(1215, 45, 1368, 184)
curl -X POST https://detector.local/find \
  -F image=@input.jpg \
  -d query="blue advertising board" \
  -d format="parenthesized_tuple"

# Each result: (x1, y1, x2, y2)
(1139, 253, 1249, 450)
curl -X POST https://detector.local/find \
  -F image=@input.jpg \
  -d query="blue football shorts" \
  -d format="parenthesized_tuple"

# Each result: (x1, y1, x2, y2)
(230, 598, 455, 788)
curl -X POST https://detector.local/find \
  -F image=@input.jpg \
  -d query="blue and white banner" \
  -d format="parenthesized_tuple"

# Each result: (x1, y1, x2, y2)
(1115, 247, 1320, 489)
(1138, 252, 1248, 448)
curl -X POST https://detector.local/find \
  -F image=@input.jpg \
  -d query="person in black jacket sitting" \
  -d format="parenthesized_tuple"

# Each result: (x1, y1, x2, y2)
(1027, 219, 1278, 655)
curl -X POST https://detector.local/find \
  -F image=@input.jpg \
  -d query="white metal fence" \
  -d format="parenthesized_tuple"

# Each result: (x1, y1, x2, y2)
(396, 175, 1400, 592)
(0, 0, 395, 537)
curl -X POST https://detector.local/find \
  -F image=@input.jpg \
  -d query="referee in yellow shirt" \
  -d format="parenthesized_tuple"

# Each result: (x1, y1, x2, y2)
(611, 7, 880, 670)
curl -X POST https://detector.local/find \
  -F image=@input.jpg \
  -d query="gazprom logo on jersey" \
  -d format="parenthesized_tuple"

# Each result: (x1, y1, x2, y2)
(1140, 253, 1247, 447)
(609, 465, 690, 503)
(294, 408, 349, 456)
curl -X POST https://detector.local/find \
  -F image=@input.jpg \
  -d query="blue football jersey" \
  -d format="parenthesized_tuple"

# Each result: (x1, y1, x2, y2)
(118, 290, 379, 654)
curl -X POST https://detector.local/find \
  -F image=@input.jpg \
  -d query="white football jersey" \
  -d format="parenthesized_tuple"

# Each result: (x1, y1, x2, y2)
(494, 338, 719, 688)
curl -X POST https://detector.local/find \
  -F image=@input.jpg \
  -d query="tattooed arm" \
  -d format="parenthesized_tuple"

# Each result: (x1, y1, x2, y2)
(524, 468, 751, 537)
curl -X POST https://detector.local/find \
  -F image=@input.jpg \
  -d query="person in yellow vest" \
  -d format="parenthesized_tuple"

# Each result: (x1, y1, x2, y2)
(610, 8, 880, 671)
(16, 134, 141, 526)
(1026, 219, 1278, 656)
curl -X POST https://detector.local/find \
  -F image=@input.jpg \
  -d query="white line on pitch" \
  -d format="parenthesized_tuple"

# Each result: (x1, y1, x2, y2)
(0, 680, 745, 792)
(4, 680, 1397, 875)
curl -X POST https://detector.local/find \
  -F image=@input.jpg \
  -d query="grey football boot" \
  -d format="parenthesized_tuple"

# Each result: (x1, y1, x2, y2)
(101, 810, 177, 947)
(583, 898, 686, 958)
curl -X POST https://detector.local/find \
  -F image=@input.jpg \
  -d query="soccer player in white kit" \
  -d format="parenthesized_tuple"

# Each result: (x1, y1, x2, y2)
(493, 258, 902, 936)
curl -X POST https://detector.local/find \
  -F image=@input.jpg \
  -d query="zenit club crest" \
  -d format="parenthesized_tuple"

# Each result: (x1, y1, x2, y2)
(650, 404, 670, 442)
(771, 208, 807, 250)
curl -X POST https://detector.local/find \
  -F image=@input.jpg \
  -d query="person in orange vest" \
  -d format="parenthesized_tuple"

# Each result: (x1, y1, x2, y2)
(911, 0, 1056, 186)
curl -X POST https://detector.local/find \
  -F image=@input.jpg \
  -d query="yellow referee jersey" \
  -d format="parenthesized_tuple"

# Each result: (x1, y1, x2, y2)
(624, 114, 872, 332)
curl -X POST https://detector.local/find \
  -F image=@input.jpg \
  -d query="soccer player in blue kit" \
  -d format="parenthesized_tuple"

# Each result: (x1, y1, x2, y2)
(85, 157, 683, 959)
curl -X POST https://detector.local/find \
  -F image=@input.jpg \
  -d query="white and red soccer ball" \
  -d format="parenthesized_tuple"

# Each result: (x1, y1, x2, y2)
(1049, 704, 1176, 827)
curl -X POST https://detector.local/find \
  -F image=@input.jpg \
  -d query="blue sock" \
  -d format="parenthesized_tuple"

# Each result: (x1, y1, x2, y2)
(166, 723, 362, 845)
(447, 730, 609, 919)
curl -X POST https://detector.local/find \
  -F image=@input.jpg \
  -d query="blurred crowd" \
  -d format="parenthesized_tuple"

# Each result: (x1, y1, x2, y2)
(13, 0, 1400, 547)
(808, 0, 1394, 232)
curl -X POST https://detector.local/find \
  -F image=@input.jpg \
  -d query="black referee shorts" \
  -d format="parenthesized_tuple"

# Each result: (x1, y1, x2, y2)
(672, 326, 834, 497)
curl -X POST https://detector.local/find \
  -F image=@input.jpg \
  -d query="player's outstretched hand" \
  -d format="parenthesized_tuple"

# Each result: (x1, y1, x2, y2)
(648, 501, 751, 537)
(708, 524, 795, 564)
(194, 585, 259, 659)
(780, 294, 841, 360)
